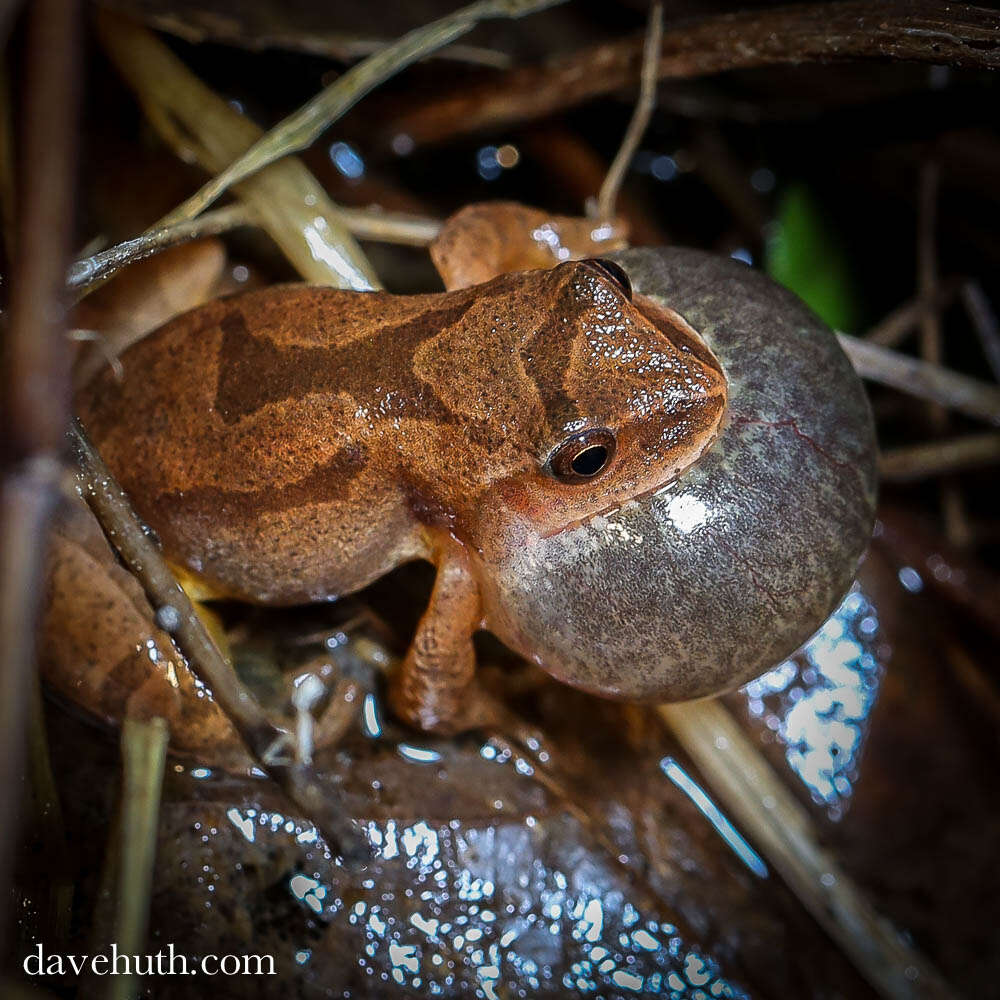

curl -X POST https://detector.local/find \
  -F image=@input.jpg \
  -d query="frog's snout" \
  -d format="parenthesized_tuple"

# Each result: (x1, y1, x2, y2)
(478, 247, 878, 703)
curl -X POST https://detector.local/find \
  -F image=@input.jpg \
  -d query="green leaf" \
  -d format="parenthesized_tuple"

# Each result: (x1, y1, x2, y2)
(765, 184, 860, 333)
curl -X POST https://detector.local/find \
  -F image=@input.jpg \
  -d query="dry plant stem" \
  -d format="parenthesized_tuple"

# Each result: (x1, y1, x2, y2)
(108, 718, 168, 1000)
(97, 14, 379, 291)
(961, 280, 1000, 381)
(155, 0, 568, 229)
(68, 203, 253, 295)
(0, 62, 15, 259)
(138, 9, 513, 68)
(865, 279, 962, 348)
(918, 162, 970, 545)
(659, 700, 957, 1000)
(69, 421, 368, 863)
(0, 0, 79, 956)
(594, 1, 662, 221)
(918, 163, 944, 397)
(27, 678, 73, 943)
(880, 433, 1000, 481)
(876, 505, 1000, 641)
(838, 334, 1000, 427)
(375, 1, 1000, 148)
(521, 128, 665, 246)
(336, 205, 442, 247)
(69, 204, 441, 300)
(945, 644, 1000, 727)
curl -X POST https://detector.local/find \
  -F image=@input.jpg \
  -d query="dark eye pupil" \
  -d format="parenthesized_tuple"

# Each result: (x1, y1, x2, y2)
(571, 445, 608, 477)
(549, 428, 617, 483)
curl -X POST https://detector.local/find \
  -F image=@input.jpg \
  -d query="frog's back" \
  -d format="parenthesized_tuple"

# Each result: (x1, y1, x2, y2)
(76, 285, 450, 604)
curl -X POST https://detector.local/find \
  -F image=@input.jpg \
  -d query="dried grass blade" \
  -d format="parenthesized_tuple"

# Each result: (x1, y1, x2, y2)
(153, 0, 569, 228)
(659, 699, 958, 1000)
(97, 14, 380, 290)
(107, 717, 169, 1000)
(839, 333, 1000, 426)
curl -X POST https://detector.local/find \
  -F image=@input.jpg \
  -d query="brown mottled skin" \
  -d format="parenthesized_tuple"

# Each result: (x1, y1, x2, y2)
(76, 257, 727, 732)
(40, 499, 247, 766)
(430, 201, 629, 291)
(51, 201, 876, 742)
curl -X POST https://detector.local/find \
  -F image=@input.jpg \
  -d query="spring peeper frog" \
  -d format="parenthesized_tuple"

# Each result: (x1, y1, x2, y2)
(71, 203, 877, 736)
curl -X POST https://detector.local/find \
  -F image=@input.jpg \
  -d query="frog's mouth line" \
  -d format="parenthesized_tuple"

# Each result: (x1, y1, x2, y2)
(537, 423, 724, 541)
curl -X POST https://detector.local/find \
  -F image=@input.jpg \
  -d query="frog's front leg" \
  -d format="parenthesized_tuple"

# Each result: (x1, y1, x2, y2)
(388, 538, 493, 735)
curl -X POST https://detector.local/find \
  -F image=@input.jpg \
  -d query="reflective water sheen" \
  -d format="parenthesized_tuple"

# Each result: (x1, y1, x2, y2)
(207, 804, 747, 999)
(742, 587, 885, 819)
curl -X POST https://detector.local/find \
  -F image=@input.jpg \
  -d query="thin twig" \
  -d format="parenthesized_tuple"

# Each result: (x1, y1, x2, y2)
(879, 433, 1000, 482)
(97, 14, 380, 291)
(138, 13, 514, 69)
(659, 700, 957, 1000)
(876, 505, 1000, 641)
(961, 280, 1000, 382)
(865, 278, 962, 348)
(594, 1, 662, 221)
(918, 163, 944, 397)
(918, 162, 971, 545)
(109, 717, 168, 1000)
(67, 203, 441, 300)
(67, 204, 253, 294)
(335, 205, 442, 246)
(0, 62, 15, 260)
(522, 127, 667, 246)
(370, 1, 1000, 148)
(26, 679, 73, 943)
(70, 421, 368, 864)
(0, 0, 80, 955)
(838, 334, 1000, 426)
(154, 0, 568, 229)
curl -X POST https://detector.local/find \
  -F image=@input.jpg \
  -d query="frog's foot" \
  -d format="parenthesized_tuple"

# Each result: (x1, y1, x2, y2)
(387, 539, 489, 736)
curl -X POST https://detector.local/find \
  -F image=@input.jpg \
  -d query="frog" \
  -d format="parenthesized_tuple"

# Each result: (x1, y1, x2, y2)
(50, 201, 878, 741)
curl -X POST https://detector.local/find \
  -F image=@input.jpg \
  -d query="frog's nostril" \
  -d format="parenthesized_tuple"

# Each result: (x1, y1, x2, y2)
(583, 258, 633, 300)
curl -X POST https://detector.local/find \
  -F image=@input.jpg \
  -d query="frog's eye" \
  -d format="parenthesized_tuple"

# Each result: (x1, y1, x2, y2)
(583, 258, 632, 300)
(548, 428, 617, 483)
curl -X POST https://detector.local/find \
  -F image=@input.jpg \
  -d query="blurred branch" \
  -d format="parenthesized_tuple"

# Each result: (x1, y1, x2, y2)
(132, 14, 514, 69)
(108, 717, 168, 1000)
(154, 0, 569, 228)
(69, 204, 442, 298)
(917, 161, 970, 545)
(70, 421, 368, 864)
(961, 280, 1000, 382)
(26, 680, 73, 943)
(336, 206, 442, 246)
(594, 1, 662, 222)
(97, 13, 381, 290)
(865, 278, 962, 348)
(0, 0, 79, 954)
(0, 62, 14, 259)
(374, 1, 1000, 148)
(68, 204, 253, 294)
(880, 433, 1000, 481)
(875, 505, 1000, 641)
(839, 334, 1000, 426)
(659, 699, 958, 1000)
(918, 162, 944, 412)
